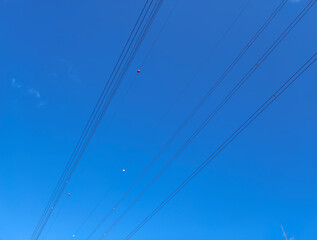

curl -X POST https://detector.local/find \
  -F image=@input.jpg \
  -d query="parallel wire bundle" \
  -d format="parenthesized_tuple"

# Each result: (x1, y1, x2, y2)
(68, 2, 252, 238)
(72, 1, 181, 236)
(124, 53, 317, 239)
(30, 1, 164, 239)
(28, 0, 316, 239)
(81, 2, 257, 238)
(85, 0, 290, 238)
(93, 0, 316, 238)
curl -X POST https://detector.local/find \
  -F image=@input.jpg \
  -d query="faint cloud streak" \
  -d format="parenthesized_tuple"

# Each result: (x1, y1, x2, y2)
(281, 225, 288, 240)
(38, 101, 47, 108)
(28, 88, 41, 99)
(11, 78, 22, 88)
(10, 78, 46, 107)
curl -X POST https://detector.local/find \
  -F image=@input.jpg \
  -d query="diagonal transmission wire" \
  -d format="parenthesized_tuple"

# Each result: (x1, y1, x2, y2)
(72, 1, 250, 237)
(65, 0, 166, 192)
(30, 1, 164, 239)
(83, 1, 256, 238)
(124, 53, 317, 240)
(84, 0, 289, 238)
(110, 0, 180, 120)
(71, 1, 180, 237)
(122, 0, 252, 174)
(41, 194, 69, 239)
(97, 1, 316, 238)
(69, 0, 178, 236)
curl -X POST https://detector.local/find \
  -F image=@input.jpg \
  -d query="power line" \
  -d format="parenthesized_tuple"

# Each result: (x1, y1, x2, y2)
(74, 1, 250, 237)
(122, 0, 252, 175)
(30, 1, 163, 239)
(84, 0, 288, 238)
(65, 0, 165, 185)
(82, 1, 257, 238)
(115, 0, 180, 111)
(97, 1, 316, 238)
(124, 53, 317, 240)
(72, 1, 180, 237)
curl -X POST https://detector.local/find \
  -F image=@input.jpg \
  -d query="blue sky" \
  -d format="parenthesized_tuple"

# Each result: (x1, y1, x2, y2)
(1, 0, 317, 240)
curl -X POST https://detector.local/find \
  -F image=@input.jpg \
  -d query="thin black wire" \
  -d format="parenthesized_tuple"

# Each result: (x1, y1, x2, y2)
(69, 0, 164, 192)
(78, 0, 248, 233)
(107, 0, 251, 178)
(80, 8, 167, 239)
(106, 0, 180, 132)
(30, 1, 160, 239)
(81, 2, 255, 238)
(69, 0, 161, 186)
(141, 0, 179, 66)
(72, 177, 120, 237)
(72, 1, 179, 236)
(62, 0, 165, 238)
(79, 1, 166, 240)
(70, 0, 166, 236)
(98, 1, 316, 237)
(119, 0, 288, 197)
(66, 0, 159, 184)
(86, 1, 288, 238)
(33, 0, 155, 237)
(41, 194, 69, 239)
(123, 0, 252, 173)
(124, 53, 317, 240)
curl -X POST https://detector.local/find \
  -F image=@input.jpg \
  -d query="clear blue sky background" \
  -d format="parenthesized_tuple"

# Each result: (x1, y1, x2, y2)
(1, 0, 316, 239)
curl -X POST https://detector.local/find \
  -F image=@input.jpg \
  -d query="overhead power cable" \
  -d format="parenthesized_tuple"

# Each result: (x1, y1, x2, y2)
(72, 0, 181, 237)
(96, 1, 316, 238)
(124, 53, 317, 240)
(121, 0, 252, 178)
(73, 1, 249, 237)
(84, 0, 289, 238)
(30, 1, 164, 239)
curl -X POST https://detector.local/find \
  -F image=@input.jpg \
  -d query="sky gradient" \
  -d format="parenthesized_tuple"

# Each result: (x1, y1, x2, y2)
(1, 0, 317, 240)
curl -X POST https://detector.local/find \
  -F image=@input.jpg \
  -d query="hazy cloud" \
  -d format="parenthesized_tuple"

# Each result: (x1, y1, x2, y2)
(11, 78, 22, 88)
(28, 88, 41, 99)
(10, 78, 45, 107)
(38, 101, 47, 108)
